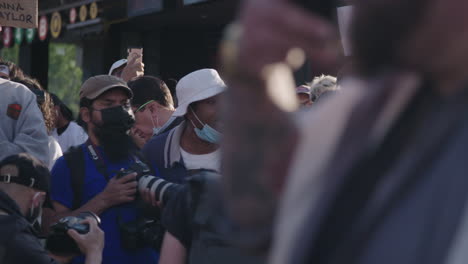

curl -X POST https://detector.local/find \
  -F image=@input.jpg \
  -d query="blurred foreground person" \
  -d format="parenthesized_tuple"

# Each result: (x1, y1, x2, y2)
(0, 153, 104, 264)
(13, 78, 63, 170)
(0, 77, 49, 165)
(222, 0, 468, 264)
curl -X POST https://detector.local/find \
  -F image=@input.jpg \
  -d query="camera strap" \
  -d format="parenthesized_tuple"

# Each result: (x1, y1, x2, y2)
(86, 140, 111, 181)
(85, 140, 145, 232)
(85, 139, 144, 182)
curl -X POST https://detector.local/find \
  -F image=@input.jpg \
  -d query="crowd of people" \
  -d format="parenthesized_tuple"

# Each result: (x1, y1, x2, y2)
(2, 0, 468, 263)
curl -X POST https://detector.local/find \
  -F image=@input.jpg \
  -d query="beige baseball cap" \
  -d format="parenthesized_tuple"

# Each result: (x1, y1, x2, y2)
(79, 75, 133, 100)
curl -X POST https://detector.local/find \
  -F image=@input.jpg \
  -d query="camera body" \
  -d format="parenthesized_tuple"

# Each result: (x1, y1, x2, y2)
(113, 160, 186, 250)
(116, 160, 172, 250)
(119, 217, 164, 250)
(116, 160, 151, 180)
(46, 212, 101, 256)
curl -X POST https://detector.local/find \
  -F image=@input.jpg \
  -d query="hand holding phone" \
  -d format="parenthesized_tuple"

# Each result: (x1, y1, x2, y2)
(127, 47, 143, 63)
(121, 47, 144, 82)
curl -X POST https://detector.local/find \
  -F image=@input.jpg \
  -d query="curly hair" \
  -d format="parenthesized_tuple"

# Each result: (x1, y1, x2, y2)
(0, 59, 25, 80)
(309, 75, 339, 102)
(12, 77, 56, 133)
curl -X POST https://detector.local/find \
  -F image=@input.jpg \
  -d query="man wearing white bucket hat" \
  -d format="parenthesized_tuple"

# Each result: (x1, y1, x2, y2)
(141, 68, 226, 184)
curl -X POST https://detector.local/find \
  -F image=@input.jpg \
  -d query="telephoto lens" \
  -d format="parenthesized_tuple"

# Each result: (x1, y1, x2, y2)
(138, 175, 182, 205)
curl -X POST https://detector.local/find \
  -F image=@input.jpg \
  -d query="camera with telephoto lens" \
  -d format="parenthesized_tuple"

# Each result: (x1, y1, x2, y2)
(45, 212, 101, 256)
(116, 160, 182, 206)
(115, 160, 182, 250)
(138, 173, 183, 205)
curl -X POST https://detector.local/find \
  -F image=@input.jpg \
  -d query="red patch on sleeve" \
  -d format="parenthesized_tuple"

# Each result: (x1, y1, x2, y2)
(7, 104, 22, 120)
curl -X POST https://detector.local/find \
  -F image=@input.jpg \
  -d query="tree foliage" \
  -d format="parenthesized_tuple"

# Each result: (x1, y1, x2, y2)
(0, 45, 19, 64)
(48, 43, 83, 116)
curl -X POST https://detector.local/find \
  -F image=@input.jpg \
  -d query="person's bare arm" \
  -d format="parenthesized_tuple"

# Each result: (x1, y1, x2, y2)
(159, 232, 187, 264)
(221, 0, 339, 249)
(44, 173, 137, 233)
(68, 217, 105, 264)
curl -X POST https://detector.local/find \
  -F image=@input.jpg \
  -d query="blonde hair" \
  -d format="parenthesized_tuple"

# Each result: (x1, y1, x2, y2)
(309, 75, 339, 101)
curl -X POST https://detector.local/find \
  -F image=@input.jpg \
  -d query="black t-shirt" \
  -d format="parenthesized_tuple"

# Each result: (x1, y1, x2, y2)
(162, 184, 193, 249)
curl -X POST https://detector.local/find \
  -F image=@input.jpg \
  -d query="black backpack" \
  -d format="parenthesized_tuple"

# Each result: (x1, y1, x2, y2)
(63, 146, 86, 210)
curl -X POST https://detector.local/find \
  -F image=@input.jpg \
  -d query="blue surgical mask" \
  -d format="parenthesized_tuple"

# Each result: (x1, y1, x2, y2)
(153, 126, 161, 136)
(189, 107, 221, 144)
(150, 113, 161, 136)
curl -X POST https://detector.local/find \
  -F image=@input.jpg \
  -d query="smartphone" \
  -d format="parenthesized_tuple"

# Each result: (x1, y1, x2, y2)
(294, 0, 335, 19)
(127, 47, 143, 61)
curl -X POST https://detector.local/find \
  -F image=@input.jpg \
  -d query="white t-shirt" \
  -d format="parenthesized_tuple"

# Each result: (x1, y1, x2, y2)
(48, 136, 63, 170)
(52, 121, 88, 153)
(180, 147, 221, 172)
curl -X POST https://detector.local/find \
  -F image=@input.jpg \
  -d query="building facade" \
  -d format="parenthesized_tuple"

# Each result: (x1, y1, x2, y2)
(6, 0, 239, 89)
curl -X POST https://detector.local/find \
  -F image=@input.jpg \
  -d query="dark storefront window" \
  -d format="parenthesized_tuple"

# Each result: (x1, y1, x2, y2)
(128, 0, 163, 17)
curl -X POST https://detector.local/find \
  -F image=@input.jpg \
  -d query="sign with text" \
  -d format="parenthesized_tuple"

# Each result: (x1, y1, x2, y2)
(128, 0, 162, 17)
(0, 0, 38, 29)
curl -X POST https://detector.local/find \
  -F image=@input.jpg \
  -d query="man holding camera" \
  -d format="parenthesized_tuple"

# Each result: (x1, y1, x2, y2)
(0, 153, 104, 264)
(47, 75, 158, 264)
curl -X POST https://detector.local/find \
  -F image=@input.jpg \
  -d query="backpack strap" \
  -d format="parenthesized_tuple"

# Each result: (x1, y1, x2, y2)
(63, 146, 86, 210)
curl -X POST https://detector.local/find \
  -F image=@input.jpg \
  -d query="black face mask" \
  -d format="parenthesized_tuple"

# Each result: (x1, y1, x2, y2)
(92, 105, 136, 162)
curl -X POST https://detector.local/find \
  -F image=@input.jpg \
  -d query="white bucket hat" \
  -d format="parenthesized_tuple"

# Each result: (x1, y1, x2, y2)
(172, 69, 226, 117)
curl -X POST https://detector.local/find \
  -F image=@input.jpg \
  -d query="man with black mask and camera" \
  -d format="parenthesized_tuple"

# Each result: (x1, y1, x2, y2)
(0, 153, 104, 264)
(47, 75, 158, 264)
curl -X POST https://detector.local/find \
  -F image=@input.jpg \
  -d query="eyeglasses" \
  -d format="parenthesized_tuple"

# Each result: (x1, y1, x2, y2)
(135, 100, 155, 113)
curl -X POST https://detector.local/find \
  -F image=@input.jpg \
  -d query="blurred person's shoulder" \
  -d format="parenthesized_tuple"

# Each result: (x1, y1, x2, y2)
(0, 78, 36, 103)
(271, 72, 422, 264)
(0, 211, 54, 264)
